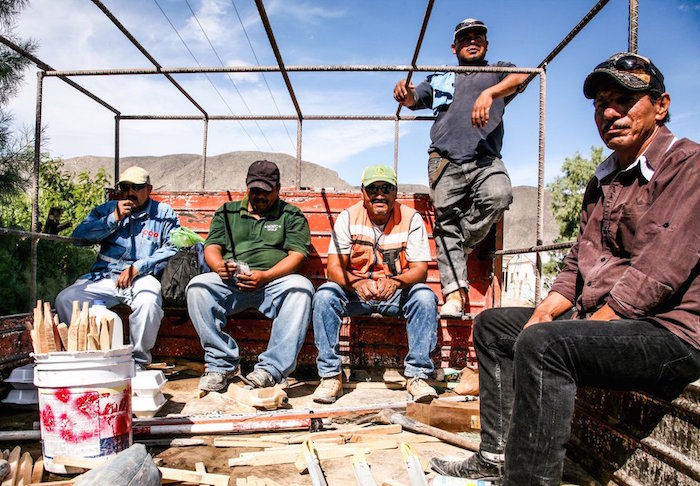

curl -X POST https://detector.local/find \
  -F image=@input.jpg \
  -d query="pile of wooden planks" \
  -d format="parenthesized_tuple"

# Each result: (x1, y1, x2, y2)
(26, 301, 114, 354)
(0, 446, 44, 486)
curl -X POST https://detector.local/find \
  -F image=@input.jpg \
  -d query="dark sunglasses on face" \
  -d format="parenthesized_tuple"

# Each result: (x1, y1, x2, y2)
(364, 183, 395, 195)
(118, 182, 147, 192)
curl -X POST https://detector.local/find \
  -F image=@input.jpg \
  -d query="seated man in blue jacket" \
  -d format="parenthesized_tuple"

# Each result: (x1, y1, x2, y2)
(56, 166, 180, 366)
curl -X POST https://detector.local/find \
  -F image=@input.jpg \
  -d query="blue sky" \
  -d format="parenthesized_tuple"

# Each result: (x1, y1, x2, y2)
(7, 0, 700, 188)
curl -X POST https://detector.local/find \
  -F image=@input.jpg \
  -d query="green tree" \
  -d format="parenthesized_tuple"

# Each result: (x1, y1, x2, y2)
(0, 158, 112, 314)
(0, 0, 36, 199)
(544, 146, 604, 275)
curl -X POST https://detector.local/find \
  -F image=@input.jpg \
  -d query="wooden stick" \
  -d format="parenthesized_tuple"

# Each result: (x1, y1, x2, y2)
(16, 452, 32, 486)
(107, 317, 115, 349)
(52, 314, 62, 351)
(30, 456, 43, 484)
(29, 329, 38, 354)
(34, 305, 47, 354)
(43, 302, 57, 352)
(67, 301, 80, 352)
(88, 316, 99, 342)
(1, 446, 20, 486)
(87, 333, 99, 351)
(57, 323, 69, 351)
(77, 302, 89, 352)
(288, 423, 401, 444)
(52, 456, 230, 486)
(99, 317, 110, 351)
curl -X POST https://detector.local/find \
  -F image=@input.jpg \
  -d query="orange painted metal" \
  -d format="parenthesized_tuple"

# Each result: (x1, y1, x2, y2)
(146, 189, 498, 369)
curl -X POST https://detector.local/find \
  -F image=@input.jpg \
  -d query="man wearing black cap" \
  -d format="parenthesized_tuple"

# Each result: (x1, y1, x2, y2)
(394, 18, 528, 318)
(186, 160, 313, 392)
(429, 52, 700, 484)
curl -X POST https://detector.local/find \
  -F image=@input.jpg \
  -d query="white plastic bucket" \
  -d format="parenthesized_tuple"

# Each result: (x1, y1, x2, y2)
(33, 346, 135, 473)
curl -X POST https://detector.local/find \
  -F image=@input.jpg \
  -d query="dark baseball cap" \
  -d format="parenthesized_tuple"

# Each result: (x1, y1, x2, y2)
(453, 18, 487, 41)
(246, 160, 280, 191)
(583, 52, 665, 99)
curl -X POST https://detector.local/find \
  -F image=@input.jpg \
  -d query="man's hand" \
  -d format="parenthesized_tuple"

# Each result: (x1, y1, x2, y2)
(472, 88, 494, 128)
(590, 303, 620, 321)
(114, 200, 135, 222)
(373, 278, 399, 301)
(116, 265, 139, 289)
(523, 307, 555, 329)
(235, 270, 269, 291)
(213, 260, 237, 281)
(393, 79, 416, 106)
(352, 279, 378, 301)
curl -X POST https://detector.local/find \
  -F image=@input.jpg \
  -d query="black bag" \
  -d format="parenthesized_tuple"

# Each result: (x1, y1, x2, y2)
(160, 243, 205, 306)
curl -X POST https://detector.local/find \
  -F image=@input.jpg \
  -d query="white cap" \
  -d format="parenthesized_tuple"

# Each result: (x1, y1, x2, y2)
(118, 166, 150, 185)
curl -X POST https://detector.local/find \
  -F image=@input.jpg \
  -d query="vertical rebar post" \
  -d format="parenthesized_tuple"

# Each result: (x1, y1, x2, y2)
(629, 0, 638, 53)
(201, 118, 208, 191)
(30, 72, 44, 306)
(114, 115, 120, 184)
(393, 119, 400, 176)
(534, 68, 547, 305)
(296, 119, 302, 190)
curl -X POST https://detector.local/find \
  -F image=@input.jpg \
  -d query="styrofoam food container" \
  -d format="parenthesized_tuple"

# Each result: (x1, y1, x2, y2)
(132, 369, 167, 397)
(132, 390, 166, 418)
(6, 364, 36, 389)
(1, 388, 39, 405)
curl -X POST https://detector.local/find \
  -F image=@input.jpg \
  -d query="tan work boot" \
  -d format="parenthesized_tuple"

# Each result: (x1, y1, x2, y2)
(312, 374, 344, 403)
(406, 377, 438, 403)
(440, 290, 464, 318)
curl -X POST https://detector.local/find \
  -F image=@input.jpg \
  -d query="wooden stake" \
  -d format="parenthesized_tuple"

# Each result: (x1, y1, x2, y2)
(99, 317, 111, 351)
(78, 302, 89, 352)
(16, 452, 32, 486)
(107, 317, 115, 349)
(34, 306, 47, 354)
(43, 302, 57, 352)
(1, 446, 20, 486)
(30, 456, 43, 484)
(87, 333, 99, 351)
(88, 316, 99, 341)
(56, 323, 69, 352)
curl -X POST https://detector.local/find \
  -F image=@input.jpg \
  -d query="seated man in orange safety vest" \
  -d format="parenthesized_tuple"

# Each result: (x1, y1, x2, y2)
(311, 164, 439, 404)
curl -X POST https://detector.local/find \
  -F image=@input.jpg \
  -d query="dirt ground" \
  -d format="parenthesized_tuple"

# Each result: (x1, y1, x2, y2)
(0, 363, 593, 485)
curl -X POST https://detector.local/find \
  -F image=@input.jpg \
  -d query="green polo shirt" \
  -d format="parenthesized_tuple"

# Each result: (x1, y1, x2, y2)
(204, 196, 310, 271)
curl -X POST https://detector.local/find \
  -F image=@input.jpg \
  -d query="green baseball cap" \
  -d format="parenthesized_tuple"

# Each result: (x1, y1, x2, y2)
(361, 165, 397, 186)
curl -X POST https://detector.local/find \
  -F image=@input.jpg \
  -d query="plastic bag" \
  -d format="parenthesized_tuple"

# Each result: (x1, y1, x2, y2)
(169, 226, 205, 249)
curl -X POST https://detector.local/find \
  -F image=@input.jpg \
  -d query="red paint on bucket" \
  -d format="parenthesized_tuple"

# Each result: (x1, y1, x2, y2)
(74, 391, 99, 417)
(55, 388, 71, 403)
(41, 405, 55, 432)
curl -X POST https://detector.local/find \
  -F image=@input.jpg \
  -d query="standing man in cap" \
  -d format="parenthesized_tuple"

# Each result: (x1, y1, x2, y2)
(56, 166, 181, 366)
(394, 18, 528, 317)
(187, 160, 313, 392)
(430, 52, 700, 484)
(311, 165, 439, 404)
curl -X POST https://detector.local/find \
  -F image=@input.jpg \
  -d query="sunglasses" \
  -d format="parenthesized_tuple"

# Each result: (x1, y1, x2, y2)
(364, 183, 395, 195)
(118, 182, 147, 192)
(595, 54, 657, 78)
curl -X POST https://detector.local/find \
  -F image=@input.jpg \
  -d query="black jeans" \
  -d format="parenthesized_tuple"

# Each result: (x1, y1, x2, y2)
(474, 307, 700, 485)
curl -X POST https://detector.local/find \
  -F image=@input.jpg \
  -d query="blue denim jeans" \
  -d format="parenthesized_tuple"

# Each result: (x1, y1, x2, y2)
(474, 307, 700, 485)
(186, 272, 313, 383)
(313, 281, 438, 378)
(429, 156, 512, 295)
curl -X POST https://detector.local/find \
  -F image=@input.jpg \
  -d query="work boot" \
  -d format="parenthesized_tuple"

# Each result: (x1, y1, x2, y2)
(198, 370, 236, 392)
(429, 452, 503, 482)
(245, 368, 276, 388)
(406, 377, 438, 403)
(312, 375, 344, 404)
(440, 291, 464, 318)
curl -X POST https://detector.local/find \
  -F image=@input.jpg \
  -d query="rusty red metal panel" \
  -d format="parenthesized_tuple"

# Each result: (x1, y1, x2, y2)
(0, 314, 33, 375)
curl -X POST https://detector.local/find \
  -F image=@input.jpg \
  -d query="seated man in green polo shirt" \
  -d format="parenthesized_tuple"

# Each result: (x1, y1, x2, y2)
(186, 160, 314, 392)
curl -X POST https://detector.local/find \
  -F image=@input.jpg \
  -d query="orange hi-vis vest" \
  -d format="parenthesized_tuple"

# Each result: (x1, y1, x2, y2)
(345, 201, 416, 279)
